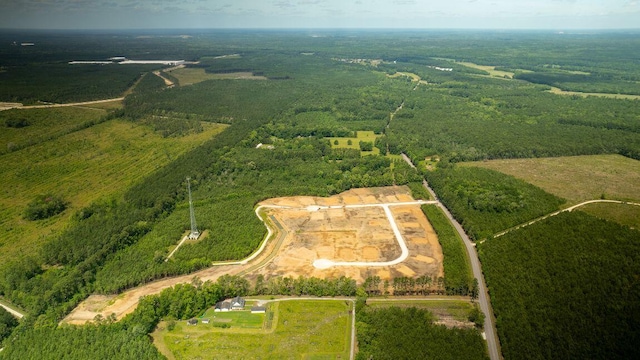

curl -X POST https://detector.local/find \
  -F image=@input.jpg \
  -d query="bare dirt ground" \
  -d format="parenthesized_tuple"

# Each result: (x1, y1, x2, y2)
(0, 102, 23, 110)
(63, 186, 443, 324)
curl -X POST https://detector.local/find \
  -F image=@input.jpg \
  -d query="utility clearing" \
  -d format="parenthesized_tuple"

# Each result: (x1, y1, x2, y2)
(63, 186, 443, 324)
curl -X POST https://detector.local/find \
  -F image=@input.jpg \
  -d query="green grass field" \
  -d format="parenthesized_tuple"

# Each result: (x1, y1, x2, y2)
(327, 130, 380, 156)
(579, 202, 640, 229)
(153, 300, 352, 360)
(200, 301, 265, 329)
(0, 117, 227, 264)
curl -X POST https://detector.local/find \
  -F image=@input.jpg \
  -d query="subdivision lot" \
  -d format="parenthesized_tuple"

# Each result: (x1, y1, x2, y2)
(63, 186, 443, 324)
(253, 186, 444, 283)
(152, 300, 351, 360)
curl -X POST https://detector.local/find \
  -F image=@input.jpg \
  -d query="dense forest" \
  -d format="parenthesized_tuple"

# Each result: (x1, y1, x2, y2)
(1, 29, 640, 358)
(478, 211, 640, 360)
(422, 205, 474, 295)
(0, 307, 18, 343)
(356, 306, 489, 360)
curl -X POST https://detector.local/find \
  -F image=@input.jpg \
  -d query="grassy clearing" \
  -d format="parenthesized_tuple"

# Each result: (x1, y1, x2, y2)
(366, 299, 474, 322)
(154, 300, 351, 359)
(457, 62, 515, 79)
(547, 86, 640, 100)
(327, 130, 380, 156)
(0, 119, 227, 264)
(166, 68, 267, 85)
(579, 202, 640, 229)
(464, 154, 640, 204)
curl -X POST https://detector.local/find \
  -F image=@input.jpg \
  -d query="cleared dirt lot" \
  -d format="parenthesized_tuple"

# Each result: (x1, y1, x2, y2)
(63, 186, 443, 324)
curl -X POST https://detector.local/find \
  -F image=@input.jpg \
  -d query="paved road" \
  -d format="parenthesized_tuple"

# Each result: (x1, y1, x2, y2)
(432, 196, 502, 360)
(400, 153, 502, 360)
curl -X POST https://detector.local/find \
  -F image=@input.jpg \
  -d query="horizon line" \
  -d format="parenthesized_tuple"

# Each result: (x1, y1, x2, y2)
(1, 27, 640, 32)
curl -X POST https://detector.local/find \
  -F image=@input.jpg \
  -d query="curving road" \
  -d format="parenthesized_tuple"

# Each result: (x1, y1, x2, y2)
(312, 201, 436, 269)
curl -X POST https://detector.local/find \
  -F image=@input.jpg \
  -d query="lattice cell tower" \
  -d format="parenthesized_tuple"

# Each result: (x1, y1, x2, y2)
(187, 177, 200, 240)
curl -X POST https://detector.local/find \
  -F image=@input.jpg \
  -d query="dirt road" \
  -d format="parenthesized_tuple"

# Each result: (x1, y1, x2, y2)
(0, 301, 24, 319)
(0, 98, 124, 112)
(493, 199, 640, 239)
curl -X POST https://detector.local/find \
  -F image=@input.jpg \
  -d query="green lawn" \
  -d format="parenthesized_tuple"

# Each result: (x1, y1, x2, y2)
(154, 300, 352, 360)
(200, 302, 265, 329)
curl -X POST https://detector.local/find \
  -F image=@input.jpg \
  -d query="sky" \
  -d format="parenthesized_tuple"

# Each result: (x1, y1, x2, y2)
(1, 0, 639, 30)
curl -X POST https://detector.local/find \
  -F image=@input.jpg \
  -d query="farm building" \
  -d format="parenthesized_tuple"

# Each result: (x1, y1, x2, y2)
(186, 318, 198, 325)
(251, 306, 266, 314)
(215, 296, 246, 312)
(201, 318, 210, 324)
(214, 301, 231, 312)
(231, 296, 245, 310)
